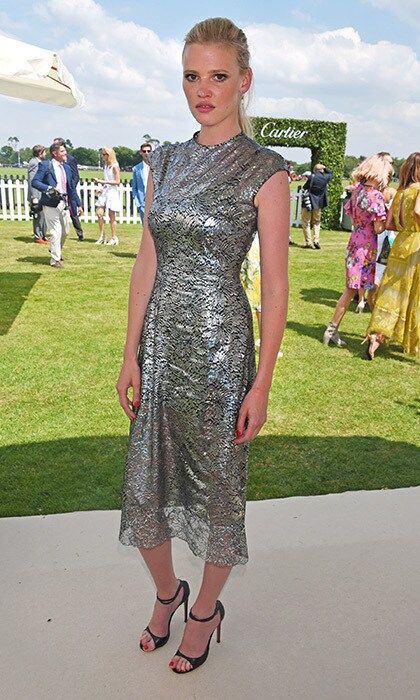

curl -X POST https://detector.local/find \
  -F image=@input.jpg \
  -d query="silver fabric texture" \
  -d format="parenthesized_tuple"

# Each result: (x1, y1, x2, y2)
(119, 133, 286, 566)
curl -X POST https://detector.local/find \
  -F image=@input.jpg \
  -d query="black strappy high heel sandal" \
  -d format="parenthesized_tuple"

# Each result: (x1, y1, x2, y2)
(171, 600, 225, 673)
(139, 579, 190, 652)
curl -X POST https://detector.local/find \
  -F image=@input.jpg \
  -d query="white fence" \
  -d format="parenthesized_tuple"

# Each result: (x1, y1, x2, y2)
(0, 177, 304, 227)
(0, 178, 143, 225)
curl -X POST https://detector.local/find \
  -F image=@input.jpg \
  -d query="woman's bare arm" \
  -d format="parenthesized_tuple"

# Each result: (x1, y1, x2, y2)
(235, 170, 289, 444)
(383, 201, 395, 232)
(95, 164, 121, 186)
(373, 218, 386, 234)
(255, 170, 290, 388)
(116, 173, 157, 419)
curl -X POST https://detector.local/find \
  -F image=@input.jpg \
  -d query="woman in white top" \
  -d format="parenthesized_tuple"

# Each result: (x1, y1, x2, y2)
(94, 147, 121, 245)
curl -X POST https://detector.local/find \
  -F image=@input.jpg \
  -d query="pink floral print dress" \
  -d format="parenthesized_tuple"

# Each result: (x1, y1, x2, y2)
(344, 184, 387, 289)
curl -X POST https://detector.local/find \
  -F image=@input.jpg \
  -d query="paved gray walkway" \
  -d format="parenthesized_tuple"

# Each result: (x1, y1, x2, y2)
(1, 487, 419, 699)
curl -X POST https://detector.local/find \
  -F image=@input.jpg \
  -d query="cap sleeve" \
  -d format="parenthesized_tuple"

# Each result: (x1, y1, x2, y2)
(248, 148, 288, 198)
(149, 144, 176, 191)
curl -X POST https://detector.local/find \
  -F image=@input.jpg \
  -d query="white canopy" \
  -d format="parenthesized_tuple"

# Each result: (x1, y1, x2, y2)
(0, 35, 84, 108)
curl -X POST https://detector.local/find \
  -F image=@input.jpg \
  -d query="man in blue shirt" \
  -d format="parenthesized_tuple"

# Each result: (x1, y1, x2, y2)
(132, 143, 152, 225)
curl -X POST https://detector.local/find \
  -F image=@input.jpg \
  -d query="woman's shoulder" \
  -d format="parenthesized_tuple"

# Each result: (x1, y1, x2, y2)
(149, 142, 182, 171)
(150, 141, 181, 159)
(242, 135, 287, 172)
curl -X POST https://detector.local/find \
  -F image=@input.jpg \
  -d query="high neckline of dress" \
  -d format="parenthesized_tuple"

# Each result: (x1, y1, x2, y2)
(191, 131, 244, 149)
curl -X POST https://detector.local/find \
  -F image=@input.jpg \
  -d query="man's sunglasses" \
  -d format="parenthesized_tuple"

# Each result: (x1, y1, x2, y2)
(141, 149, 151, 154)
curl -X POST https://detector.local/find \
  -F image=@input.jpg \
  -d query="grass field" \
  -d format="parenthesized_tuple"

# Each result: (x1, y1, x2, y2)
(0, 220, 418, 517)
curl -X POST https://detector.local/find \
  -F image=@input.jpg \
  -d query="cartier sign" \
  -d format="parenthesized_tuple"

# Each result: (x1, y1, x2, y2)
(260, 122, 308, 140)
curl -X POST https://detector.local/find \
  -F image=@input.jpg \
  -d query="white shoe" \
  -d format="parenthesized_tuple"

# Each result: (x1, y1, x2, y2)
(95, 237, 105, 245)
(106, 237, 119, 246)
(356, 300, 366, 313)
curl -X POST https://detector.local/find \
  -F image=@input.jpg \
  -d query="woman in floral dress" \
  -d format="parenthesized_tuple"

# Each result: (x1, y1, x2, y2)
(323, 155, 392, 347)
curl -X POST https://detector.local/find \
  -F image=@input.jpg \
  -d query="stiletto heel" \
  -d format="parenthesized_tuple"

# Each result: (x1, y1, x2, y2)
(171, 600, 225, 674)
(184, 597, 188, 623)
(139, 579, 190, 652)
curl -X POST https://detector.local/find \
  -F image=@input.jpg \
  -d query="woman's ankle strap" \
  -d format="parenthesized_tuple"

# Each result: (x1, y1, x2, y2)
(156, 579, 182, 605)
(189, 603, 219, 623)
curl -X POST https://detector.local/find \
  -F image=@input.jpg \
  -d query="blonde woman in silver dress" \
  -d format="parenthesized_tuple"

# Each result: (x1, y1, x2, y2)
(94, 147, 120, 245)
(117, 18, 290, 674)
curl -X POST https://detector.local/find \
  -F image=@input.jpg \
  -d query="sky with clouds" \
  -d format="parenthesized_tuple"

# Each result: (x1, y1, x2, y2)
(0, 0, 419, 162)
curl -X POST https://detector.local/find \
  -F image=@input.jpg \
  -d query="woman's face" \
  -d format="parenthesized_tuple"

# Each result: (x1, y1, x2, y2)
(101, 150, 109, 163)
(182, 42, 252, 130)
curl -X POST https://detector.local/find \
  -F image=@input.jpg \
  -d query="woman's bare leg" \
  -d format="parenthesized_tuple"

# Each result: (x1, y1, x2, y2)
(170, 562, 232, 673)
(138, 539, 182, 652)
(367, 287, 376, 310)
(96, 207, 105, 240)
(109, 209, 117, 239)
(330, 287, 355, 327)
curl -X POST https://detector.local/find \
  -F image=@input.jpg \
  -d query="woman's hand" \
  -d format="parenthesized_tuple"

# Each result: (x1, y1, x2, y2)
(116, 358, 141, 421)
(234, 385, 269, 445)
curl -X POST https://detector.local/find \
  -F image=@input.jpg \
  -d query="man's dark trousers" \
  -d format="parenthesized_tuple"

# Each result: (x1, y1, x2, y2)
(67, 153, 84, 240)
(70, 211, 84, 239)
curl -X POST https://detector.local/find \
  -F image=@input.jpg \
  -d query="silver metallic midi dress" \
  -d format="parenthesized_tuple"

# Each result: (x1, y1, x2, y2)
(119, 132, 286, 566)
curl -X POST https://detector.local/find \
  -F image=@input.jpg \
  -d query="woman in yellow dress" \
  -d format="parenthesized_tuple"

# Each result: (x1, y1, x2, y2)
(365, 152, 420, 358)
(241, 237, 283, 358)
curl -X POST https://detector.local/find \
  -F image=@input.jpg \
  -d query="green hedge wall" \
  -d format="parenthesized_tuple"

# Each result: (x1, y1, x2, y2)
(252, 117, 347, 229)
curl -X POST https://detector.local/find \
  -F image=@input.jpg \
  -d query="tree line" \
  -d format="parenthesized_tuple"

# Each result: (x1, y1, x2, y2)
(293, 155, 404, 178)
(0, 140, 405, 176)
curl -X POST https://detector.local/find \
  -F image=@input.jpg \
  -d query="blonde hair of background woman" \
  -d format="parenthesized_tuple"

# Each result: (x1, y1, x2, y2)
(101, 147, 118, 166)
(398, 152, 420, 190)
(351, 155, 393, 191)
(184, 17, 254, 138)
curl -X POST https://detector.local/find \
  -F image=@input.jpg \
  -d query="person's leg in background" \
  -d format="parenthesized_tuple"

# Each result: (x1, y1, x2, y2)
(43, 206, 62, 267)
(32, 211, 46, 243)
(107, 210, 118, 244)
(95, 206, 106, 244)
(70, 211, 84, 241)
(139, 207, 145, 226)
(59, 205, 70, 258)
(312, 209, 322, 249)
(39, 208, 47, 241)
(301, 207, 314, 248)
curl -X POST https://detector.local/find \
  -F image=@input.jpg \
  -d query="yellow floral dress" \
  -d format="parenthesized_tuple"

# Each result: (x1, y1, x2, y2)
(368, 184, 420, 357)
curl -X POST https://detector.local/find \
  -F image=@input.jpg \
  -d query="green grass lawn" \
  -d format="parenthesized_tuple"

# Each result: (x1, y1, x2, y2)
(0, 221, 418, 517)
